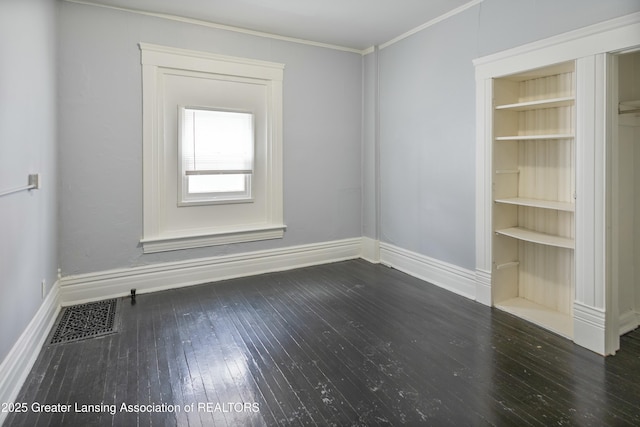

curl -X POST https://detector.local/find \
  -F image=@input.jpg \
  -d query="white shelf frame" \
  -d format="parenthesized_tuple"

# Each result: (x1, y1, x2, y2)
(494, 197, 575, 212)
(495, 227, 575, 249)
(495, 134, 574, 141)
(496, 297, 573, 338)
(495, 96, 575, 111)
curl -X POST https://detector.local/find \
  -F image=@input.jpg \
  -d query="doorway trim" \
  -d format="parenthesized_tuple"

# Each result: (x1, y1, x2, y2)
(608, 47, 640, 353)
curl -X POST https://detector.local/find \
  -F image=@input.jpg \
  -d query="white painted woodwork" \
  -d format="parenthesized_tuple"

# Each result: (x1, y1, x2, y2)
(494, 197, 575, 212)
(495, 97, 575, 111)
(475, 13, 640, 355)
(139, 44, 285, 252)
(495, 297, 573, 339)
(65, 0, 482, 53)
(614, 51, 640, 336)
(495, 227, 575, 249)
(494, 134, 574, 141)
(491, 64, 576, 338)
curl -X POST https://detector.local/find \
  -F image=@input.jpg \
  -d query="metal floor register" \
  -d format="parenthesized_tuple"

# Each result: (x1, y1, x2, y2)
(50, 299, 118, 344)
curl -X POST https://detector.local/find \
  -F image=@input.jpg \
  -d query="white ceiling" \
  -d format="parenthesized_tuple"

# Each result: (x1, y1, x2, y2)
(78, 0, 474, 51)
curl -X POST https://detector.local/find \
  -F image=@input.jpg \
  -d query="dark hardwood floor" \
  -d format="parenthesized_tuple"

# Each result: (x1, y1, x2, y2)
(5, 260, 640, 426)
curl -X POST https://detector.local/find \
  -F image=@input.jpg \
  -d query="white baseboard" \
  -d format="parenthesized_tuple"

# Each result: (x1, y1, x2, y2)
(619, 309, 640, 336)
(0, 238, 361, 425)
(1, 236, 478, 422)
(0, 284, 60, 426)
(59, 238, 363, 305)
(573, 301, 607, 355)
(360, 236, 380, 263)
(379, 242, 476, 300)
(474, 269, 492, 306)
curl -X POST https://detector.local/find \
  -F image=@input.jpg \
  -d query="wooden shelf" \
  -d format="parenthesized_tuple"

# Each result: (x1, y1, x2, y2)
(495, 96, 574, 111)
(494, 197, 575, 212)
(496, 227, 574, 249)
(496, 297, 573, 339)
(495, 134, 574, 141)
(490, 63, 576, 341)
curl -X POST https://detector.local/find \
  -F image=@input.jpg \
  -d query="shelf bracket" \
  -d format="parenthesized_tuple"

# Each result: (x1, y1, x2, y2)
(496, 261, 520, 270)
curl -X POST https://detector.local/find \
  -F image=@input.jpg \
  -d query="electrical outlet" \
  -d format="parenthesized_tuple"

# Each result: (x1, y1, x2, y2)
(41, 279, 46, 299)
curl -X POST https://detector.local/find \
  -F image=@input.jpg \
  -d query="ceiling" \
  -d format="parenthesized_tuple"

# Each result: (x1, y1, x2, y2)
(77, 0, 474, 51)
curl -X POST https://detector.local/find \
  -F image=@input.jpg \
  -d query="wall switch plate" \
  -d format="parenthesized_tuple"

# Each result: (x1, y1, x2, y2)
(41, 279, 46, 299)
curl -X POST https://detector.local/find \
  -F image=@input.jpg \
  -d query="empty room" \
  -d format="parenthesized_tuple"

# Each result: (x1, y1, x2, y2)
(1, 0, 640, 425)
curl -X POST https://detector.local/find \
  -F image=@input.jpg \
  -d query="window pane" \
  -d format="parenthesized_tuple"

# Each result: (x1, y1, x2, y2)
(183, 108, 253, 173)
(187, 174, 247, 194)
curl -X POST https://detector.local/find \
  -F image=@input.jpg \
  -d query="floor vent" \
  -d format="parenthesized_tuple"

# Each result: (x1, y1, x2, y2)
(50, 299, 118, 345)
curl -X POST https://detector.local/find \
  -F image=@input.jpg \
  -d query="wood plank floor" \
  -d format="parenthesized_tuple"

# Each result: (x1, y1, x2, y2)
(5, 259, 640, 426)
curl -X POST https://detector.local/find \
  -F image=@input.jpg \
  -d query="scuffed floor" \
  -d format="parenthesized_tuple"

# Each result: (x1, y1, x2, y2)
(6, 260, 640, 426)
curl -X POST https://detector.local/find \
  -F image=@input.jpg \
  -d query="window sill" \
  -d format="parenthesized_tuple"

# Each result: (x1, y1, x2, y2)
(140, 224, 286, 253)
(177, 196, 254, 207)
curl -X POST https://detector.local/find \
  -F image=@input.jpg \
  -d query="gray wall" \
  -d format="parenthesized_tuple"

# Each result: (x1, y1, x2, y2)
(2, 0, 639, 373)
(0, 0, 58, 362)
(58, 2, 363, 275)
(476, 0, 640, 58)
(376, 0, 640, 270)
(361, 51, 378, 240)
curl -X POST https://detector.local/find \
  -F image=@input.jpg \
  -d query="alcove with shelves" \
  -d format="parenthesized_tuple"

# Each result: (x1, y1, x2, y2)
(491, 61, 576, 338)
(475, 13, 640, 355)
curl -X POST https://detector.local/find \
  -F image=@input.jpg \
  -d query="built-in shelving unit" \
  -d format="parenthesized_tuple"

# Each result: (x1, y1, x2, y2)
(492, 61, 576, 338)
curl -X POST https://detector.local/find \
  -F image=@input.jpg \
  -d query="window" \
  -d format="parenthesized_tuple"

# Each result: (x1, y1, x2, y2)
(140, 44, 285, 253)
(179, 107, 254, 205)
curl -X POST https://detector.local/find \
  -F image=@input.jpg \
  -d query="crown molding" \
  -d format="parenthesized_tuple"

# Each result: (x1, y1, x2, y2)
(473, 11, 640, 73)
(63, 0, 366, 55)
(66, 0, 486, 57)
(377, 0, 483, 51)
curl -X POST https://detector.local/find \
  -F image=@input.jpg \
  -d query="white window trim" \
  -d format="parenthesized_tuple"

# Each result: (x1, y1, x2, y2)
(139, 43, 285, 253)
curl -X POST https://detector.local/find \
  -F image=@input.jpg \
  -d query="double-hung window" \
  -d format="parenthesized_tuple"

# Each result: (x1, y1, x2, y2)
(179, 107, 254, 205)
(140, 44, 285, 253)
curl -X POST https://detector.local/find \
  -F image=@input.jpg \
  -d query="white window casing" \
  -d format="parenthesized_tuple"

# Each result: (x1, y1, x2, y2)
(139, 43, 285, 253)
